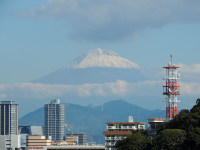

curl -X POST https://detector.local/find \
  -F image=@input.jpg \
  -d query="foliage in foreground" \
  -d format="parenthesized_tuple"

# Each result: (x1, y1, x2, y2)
(115, 98, 200, 150)
(114, 130, 152, 150)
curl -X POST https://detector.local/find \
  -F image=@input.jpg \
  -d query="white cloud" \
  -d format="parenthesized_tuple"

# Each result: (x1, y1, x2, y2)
(106, 80, 129, 95)
(0, 79, 199, 101)
(181, 82, 200, 96)
(177, 63, 200, 82)
(178, 63, 200, 74)
(147, 63, 200, 82)
(0, 80, 160, 99)
(15, 0, 200, 42)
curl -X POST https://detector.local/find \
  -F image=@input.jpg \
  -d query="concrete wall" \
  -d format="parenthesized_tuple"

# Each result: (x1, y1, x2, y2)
(0, 135, 20, 150)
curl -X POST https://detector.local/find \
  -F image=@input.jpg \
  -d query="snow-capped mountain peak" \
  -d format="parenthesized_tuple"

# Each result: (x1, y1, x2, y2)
(65, 48, 140, 69)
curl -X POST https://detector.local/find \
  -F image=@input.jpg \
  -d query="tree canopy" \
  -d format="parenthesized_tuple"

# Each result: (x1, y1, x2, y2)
(114, 130, 152, 150)
(156, 129, 186, 149)
(114, 98, 200, 150)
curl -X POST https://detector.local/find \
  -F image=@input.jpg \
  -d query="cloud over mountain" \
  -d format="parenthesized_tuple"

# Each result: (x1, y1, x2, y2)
(0, 80, 199, 101)
(16, 0, 200, 42)
(0, 80, 161, 99)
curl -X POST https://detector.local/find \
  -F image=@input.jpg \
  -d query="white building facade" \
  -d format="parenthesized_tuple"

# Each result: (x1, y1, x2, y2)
(0, 101, 20, 150)
(44, 99, 65, 141)
(103, 116, 145, 150)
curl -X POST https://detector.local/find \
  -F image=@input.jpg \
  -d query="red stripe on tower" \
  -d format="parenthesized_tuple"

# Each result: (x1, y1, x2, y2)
(163, 55, 180, 120)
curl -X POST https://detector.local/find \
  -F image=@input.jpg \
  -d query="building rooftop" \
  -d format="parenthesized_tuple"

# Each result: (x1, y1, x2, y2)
(106, 122, 145, 125)
(1, 101, 15, 104)
(50, 99, 60, 104)
(147, 118, 165, 121)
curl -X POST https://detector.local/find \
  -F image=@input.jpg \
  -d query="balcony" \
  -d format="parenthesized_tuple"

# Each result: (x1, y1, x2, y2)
(105, 142, 115, 146)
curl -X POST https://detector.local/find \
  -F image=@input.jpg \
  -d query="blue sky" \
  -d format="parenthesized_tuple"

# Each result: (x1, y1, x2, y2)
(1, 0, 200, 83)
(1, 0, 200, 115)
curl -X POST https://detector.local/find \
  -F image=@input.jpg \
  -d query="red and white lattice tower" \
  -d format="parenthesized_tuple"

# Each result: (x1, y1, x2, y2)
(163, 55, 180, 120)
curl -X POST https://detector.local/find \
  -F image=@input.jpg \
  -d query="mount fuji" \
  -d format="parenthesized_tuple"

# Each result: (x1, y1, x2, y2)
(65, 48, 140, 69)
(34, 48, 146, 84)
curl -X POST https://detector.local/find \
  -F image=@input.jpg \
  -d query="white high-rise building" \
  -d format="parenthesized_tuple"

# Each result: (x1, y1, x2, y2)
(44, 99, 65, 141)
(0, 101, 20, 150)
(0, 101, 18, 135)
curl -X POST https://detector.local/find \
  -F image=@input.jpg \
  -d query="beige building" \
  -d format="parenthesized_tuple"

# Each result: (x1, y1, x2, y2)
(51, 135, 78, 146)
(103, 116, 145, 150)
(66, 135, 78, 145)
(27, 135, 51, 147)
(26, 135, 104, 150)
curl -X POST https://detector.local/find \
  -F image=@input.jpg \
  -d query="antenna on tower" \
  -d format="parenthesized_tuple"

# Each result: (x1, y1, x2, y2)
(170, 54, 173, 66)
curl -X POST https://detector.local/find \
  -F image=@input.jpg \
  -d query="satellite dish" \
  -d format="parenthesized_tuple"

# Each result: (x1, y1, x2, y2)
(169, 87, 174, 93)
(177, 73, 180, 78)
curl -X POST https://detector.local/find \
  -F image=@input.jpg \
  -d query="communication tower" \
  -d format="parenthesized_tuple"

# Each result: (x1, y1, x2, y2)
(163, 55, 180, 119)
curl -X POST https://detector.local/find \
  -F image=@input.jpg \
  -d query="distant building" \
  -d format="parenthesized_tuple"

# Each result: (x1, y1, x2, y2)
(67, 134, 87, 145)
(66, 135, 78, 145)
(44, 99, 65, 141)
(147, 118, 165, 138)
(0, 101, 18, 135)
(45, 145, 105, 150)
(26, 135, 104, 150)
(19, 126, 44, 146)
(27, 135, 51, 147)
(0, 100, 20, 150)
(103, 116, 145, 150)
(27, 145, 104, 150)
(19, 126, 43, 135)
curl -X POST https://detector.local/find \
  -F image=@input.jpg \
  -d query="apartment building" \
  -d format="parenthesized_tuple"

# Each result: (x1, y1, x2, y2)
(44, 99, 65, 141)
(103, 116, 145, 150)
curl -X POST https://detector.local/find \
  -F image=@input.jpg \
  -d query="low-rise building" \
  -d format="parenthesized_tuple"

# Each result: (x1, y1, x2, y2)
(26, 135, 104, 150)
(147, 118, 165, 138)
(19, 126, 44, 146)
(103, 116, 145, 150)
(69, 134, 87, 145)
(45, 145, 105, 150)
(66, 135, 78, 145)
(27, 144, 104, 150)
(27, 135, 51, 148)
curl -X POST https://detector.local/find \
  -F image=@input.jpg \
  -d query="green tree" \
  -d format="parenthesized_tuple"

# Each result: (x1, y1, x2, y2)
(156, 129, 186, 150)
(114, 98, 200, 149)
(187, 127, 200, 149)
(115, 130, 152, 150)
(158, 98, 200, 149)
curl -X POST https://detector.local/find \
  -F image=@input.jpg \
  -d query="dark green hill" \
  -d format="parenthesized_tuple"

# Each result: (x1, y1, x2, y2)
(95, 100, 164, 122)
(19, 100, 165, 144)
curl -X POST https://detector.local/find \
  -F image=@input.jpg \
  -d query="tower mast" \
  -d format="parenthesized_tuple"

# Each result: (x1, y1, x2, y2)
(163, 55, 180, 119)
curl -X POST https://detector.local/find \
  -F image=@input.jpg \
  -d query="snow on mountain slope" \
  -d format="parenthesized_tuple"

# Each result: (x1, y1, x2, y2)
(65, 48, 140, 69)
(34, 48, 144, 84)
